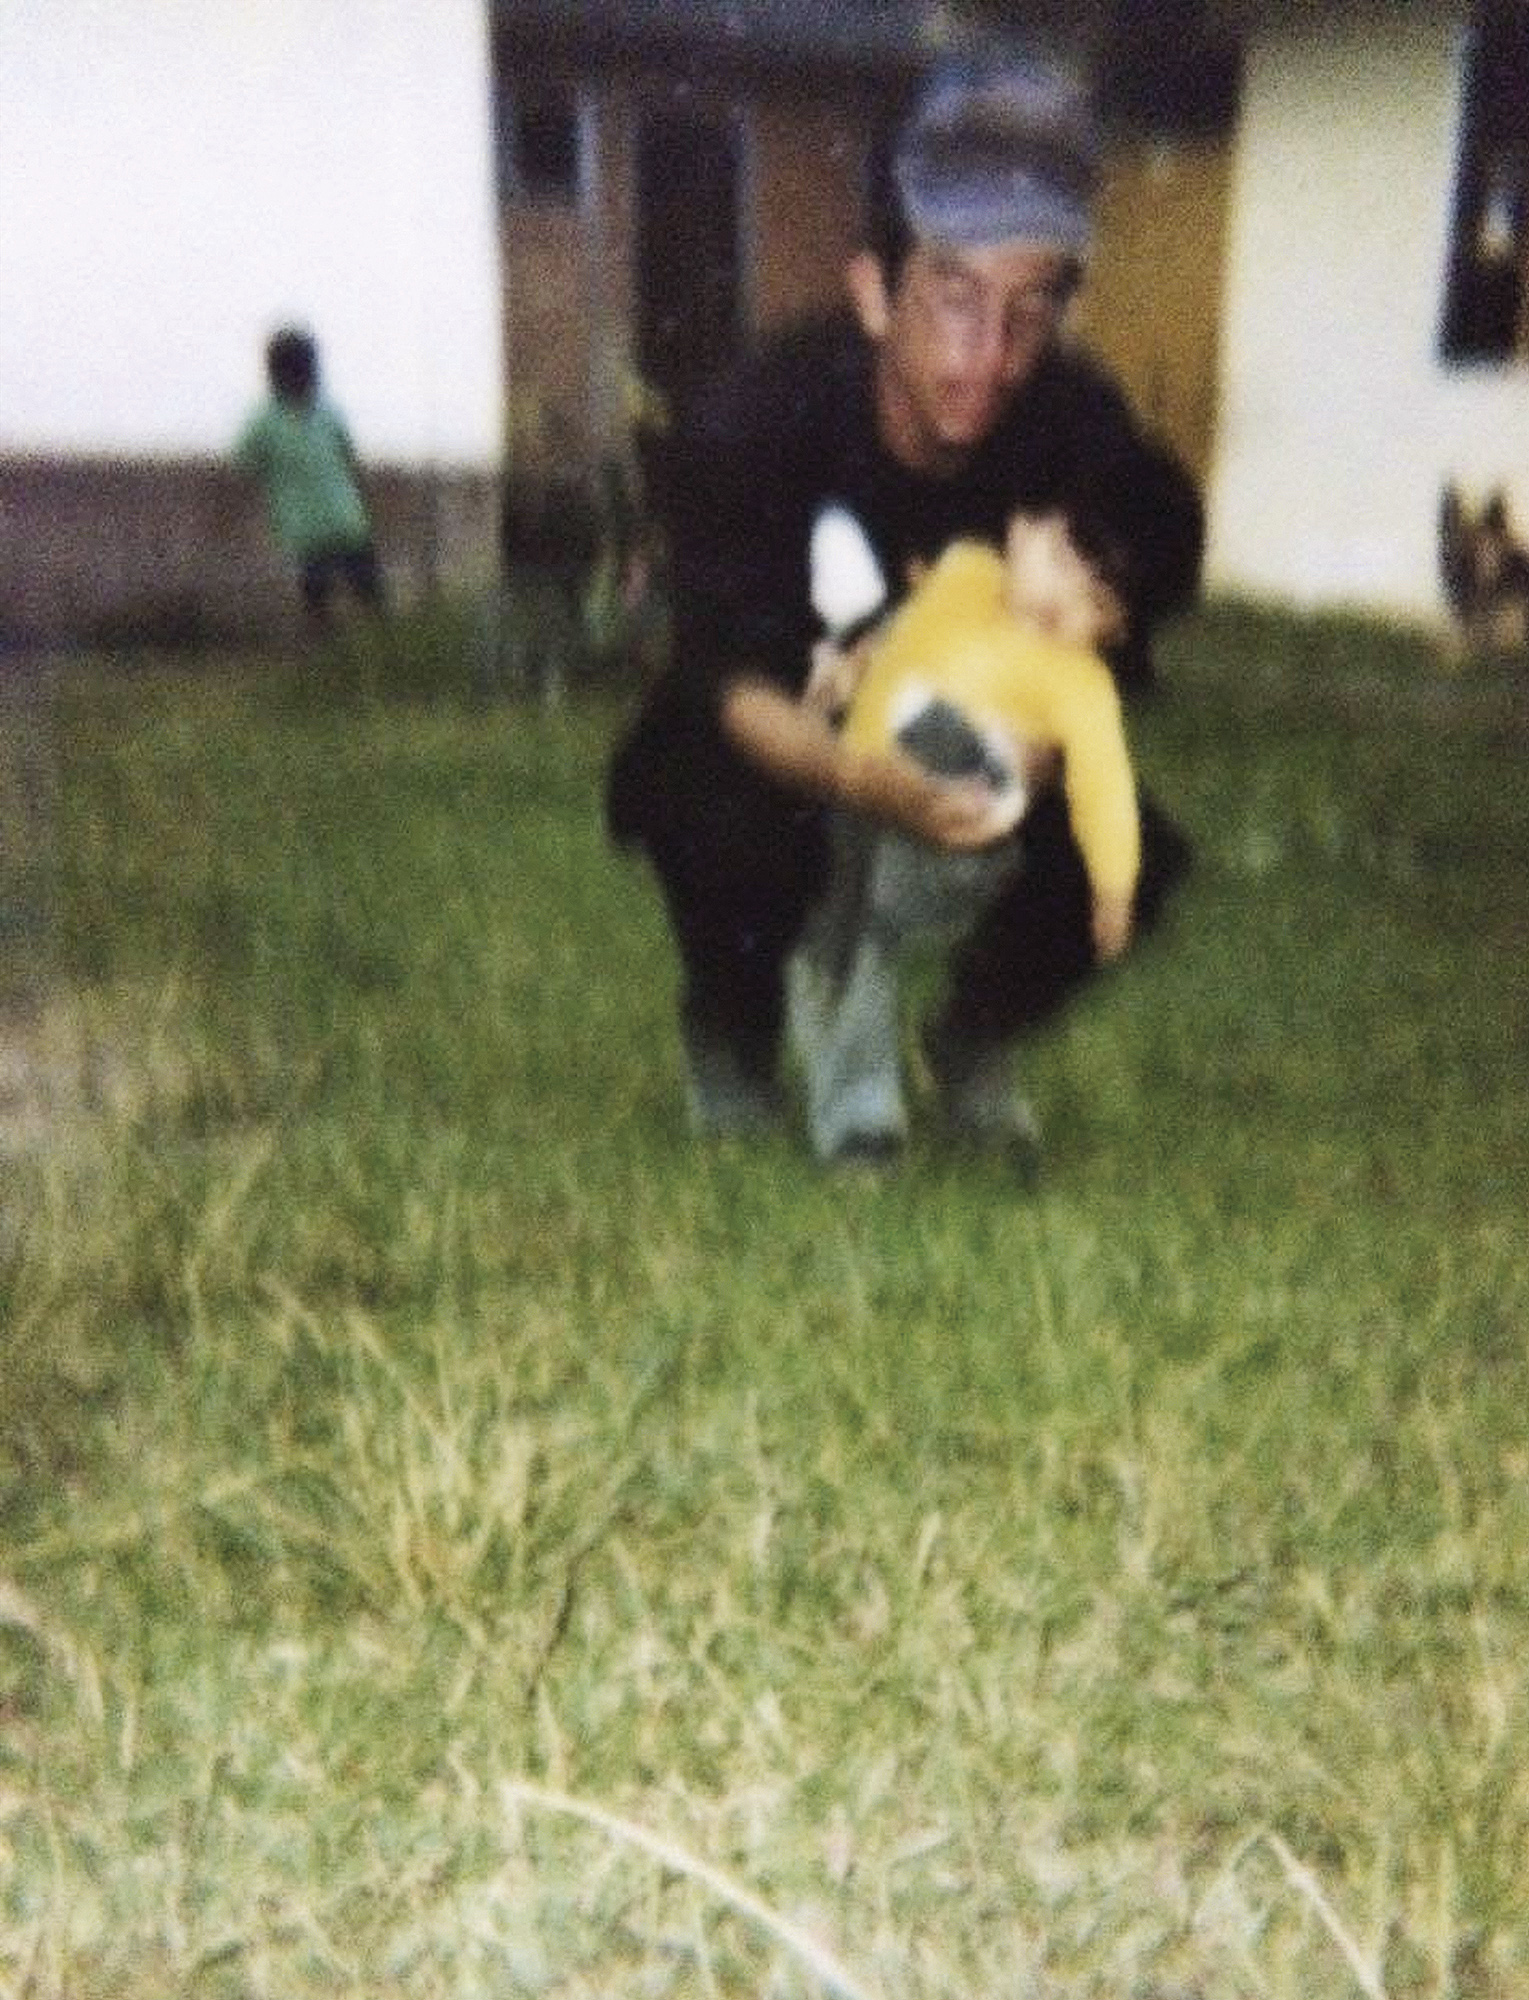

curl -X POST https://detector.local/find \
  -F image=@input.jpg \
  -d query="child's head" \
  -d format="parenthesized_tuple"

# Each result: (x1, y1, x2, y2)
(1003, 509, 1127, 651)
(265, 326, 318, 404)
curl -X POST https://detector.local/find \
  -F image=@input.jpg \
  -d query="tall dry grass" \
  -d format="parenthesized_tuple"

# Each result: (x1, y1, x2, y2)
(2, 605, 1527, 1996)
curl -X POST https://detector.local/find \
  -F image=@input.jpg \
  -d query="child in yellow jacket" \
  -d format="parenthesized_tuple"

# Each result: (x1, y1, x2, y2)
(839, 510, 1139, 961)
(790, 507, 1139, 1161)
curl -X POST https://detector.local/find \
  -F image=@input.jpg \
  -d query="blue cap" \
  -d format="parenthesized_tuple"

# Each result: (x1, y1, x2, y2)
(893, 54, 1097, 256)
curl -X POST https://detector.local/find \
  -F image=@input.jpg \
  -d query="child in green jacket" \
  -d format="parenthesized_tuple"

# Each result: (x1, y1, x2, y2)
(235, 327, 384, 631)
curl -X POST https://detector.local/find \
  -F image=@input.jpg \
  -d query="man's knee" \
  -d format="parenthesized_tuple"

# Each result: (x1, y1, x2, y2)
(1134, 797, 1193, 927)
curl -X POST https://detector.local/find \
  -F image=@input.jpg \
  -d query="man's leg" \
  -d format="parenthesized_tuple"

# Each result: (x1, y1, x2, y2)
(665, 887, 796, 1134)
(932, 791, 1092, 1051)
(640, 778, 826, 1137)
(927, 788, 1191, 1155)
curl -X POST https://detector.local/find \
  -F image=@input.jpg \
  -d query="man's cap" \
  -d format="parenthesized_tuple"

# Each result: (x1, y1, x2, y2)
(892, 53, 1098, 257)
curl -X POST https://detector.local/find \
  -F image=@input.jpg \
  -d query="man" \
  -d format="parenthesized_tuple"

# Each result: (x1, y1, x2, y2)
(607, 53, 1202, 1164)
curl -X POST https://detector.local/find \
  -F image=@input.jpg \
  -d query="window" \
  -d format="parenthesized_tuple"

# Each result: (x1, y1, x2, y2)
(1440, 6, 1529, 364)
(495, 80, 583, 207)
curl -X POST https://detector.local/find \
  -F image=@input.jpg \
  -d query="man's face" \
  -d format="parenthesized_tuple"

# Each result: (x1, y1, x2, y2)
(850, 240, 1077, 475)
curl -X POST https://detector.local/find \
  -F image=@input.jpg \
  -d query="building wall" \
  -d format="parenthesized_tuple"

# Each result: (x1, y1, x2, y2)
(749, 96, 868, 332)
(495, 59, 878, 480)
(1206, 4, 1529, 620)
(0, 458, 499, 647)
(1, 0, 504, 640)
(1076, 139, 1233, 493)
(502, 204, 597, 462)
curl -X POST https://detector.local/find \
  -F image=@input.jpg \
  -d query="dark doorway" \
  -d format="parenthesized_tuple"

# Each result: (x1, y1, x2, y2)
(636, 110, 743, 416)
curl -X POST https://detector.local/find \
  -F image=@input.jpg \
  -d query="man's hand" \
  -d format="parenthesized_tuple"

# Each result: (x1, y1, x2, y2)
(842, 749, 1018, 851)
(718, 679, 1018, 852)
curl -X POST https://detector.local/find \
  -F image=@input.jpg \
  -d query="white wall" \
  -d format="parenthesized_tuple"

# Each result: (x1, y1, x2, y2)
(0, 0, 503, 467)
(1206, 5, 1529, 620)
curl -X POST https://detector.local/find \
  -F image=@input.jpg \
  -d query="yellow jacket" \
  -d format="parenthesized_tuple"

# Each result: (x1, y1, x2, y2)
(842, 540, 1140, 905)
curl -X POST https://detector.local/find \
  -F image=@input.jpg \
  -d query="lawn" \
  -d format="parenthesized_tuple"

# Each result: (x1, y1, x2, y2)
(2, 603, 1527, 1998)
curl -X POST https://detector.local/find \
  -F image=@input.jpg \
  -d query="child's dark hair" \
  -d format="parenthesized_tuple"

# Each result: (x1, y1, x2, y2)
(1061, 451, 1205, 659)
(1062, 490, 1140, 605)
(266, 326, 318, 400)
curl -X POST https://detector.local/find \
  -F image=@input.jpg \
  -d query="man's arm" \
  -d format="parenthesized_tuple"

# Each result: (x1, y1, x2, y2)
(719, 676, 1015, 851)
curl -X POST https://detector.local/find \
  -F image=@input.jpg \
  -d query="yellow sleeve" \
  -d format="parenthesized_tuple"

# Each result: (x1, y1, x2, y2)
(1042, 653, 1141, 905)
(839, 546, 1141, 906)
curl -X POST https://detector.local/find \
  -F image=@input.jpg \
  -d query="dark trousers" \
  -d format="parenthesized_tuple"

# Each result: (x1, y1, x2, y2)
(930, 787, 1192, 1051)
(300, 542, 385, 623)
(645, 791, 828, 1081)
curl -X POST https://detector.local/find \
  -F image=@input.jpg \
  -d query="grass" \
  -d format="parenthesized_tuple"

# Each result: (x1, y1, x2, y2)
(2, 599, 1528, 1997)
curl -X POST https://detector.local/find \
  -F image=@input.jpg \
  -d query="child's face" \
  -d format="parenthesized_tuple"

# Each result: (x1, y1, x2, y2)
(272, 369, 316, 408)
(1003, 512, 1126, 650)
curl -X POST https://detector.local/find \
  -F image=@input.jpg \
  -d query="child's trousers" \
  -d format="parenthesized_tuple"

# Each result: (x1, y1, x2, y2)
(788, 700, 1023, 1160)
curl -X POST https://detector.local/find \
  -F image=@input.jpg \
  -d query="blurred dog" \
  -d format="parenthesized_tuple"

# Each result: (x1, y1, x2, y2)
(1440, 484, 1529, 658)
